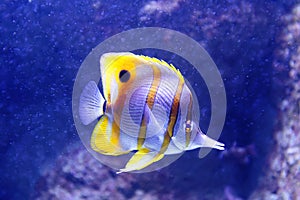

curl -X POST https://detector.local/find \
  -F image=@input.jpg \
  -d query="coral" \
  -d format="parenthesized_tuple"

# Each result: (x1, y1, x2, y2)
(33, 145, 176, 200)
(189, 1, 255, 40)
(250, 4, 300, 200)
(34, 144, 239, 199)
(139, 0, 184, 21)
(220, 143, 256, 165)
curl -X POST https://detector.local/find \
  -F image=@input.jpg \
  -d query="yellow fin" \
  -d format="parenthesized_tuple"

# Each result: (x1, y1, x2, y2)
(117, 148, 164, 173)
(91, 115, 129, 156)
(139, 55, 184, 81)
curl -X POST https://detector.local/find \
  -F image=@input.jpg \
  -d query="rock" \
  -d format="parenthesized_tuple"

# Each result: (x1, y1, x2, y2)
(33, 145, 177, 200)
(249, 4, 300, 199)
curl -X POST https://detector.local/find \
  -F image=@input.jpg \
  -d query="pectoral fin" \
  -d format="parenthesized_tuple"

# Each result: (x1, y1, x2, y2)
(117, 148, 164, 173)
(79, 81, 105, 125)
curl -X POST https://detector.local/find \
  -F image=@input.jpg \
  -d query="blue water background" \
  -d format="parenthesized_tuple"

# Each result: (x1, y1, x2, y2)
(0, 1, 297, 199)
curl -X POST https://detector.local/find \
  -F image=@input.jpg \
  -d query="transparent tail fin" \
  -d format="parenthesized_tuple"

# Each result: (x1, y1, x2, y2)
(198, 131, 225, 150)
(196, 127, 225, 150)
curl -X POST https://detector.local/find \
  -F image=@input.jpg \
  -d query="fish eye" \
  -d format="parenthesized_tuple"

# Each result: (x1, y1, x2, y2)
(119, 70, 130, 82)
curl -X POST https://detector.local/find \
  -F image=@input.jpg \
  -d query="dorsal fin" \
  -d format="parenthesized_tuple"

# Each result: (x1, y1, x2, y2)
(138, 55, 184, 81)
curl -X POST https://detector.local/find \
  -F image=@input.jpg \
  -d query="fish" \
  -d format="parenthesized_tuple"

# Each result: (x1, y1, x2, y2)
(79, 52, 225, 173)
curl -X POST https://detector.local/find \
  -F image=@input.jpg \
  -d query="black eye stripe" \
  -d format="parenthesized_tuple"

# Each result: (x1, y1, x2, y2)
(119, 70, 130, 82)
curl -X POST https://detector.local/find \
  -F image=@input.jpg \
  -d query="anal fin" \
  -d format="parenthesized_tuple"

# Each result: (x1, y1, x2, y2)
(91, 115, 129, 156)
(117, 148, 164, 173)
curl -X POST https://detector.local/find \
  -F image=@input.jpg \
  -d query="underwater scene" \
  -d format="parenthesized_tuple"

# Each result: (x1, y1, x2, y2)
(1, 0, 300, 199)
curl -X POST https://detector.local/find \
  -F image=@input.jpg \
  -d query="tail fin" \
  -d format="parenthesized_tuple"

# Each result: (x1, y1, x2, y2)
(195, 128, 225, 150)
(79, 81, 105, 125)
(198, 132, 225, 150)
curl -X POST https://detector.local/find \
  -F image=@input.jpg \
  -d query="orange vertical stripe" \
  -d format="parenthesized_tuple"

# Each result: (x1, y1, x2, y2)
(160, 77, 185, 152)
(137, 65, 161, 149)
